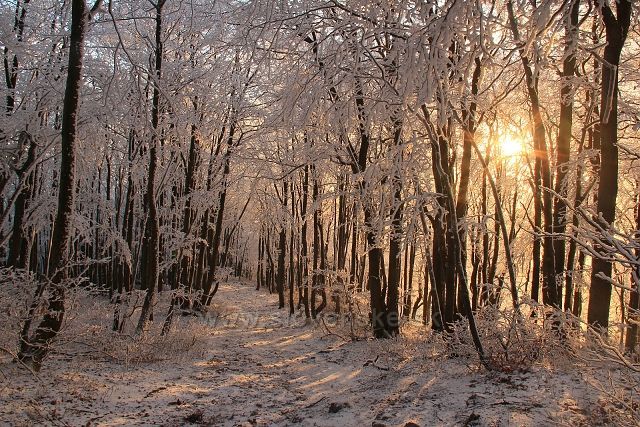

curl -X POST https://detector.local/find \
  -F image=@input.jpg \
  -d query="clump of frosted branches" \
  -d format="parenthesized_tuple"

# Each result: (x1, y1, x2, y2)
(444, 301, 567, 372)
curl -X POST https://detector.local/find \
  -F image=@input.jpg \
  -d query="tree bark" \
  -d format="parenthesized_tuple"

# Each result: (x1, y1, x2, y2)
(386, 117, 404, 335)
(552, 0, 580, 305)
(353, 75, 387, 338)
(276, 180, 287, 309)
(300, 165, 310, 318)
(18, 0, 88, 370)
(136, 0, 165, 334)
(588, 0, 631, 329)
(289, 178, 296, 315)
(3, 0, 29, 114)
(8, 135, 37, 269)
(625, 189, 640, 352)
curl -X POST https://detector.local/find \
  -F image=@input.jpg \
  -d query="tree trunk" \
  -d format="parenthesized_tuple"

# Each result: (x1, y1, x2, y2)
(352, 75, 387, 338)
(3, 0, 29, 114)
(18, 0, 88, 370)
(311, 166, 320, 318)
(300, 165, 310, 318)
(552, 0, 580, 306)
(625, 189, 640, 352)
(8, 136, 37, 269)
(136, 0, 165, 334)
(386, 118, 404, 335)
(180, 114, 200, 289)
(456, 57, 481, 311)
(201, 120, 236, 307)
(507, 0, 556, 308)
(256, 230, 263, 291)
(565, 118, 588, 314)
(289, 178, 295, 315)
(276, 180, 287, 309)
(335, 173, 349, 314)
(588, 0, 631, 329)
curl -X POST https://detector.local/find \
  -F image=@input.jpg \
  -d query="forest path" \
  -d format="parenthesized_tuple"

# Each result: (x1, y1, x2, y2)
(0, 280, 598, 426)
(110, 281, 593, 426)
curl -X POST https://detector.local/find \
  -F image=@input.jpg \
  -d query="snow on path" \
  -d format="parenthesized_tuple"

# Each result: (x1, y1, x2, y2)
(0, 280, 598, 426)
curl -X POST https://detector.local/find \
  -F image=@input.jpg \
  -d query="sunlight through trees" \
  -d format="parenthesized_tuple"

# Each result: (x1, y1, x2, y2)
(0, 0, 639, 424)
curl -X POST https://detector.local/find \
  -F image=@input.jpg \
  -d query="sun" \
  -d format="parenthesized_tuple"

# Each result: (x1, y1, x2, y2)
(498, 134, 525, 157)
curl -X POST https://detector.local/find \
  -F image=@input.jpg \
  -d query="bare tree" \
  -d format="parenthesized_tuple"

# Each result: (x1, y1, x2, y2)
(18, 0, 102, 370)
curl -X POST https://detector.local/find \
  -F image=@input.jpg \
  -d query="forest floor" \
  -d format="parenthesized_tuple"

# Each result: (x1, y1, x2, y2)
(0, 279, 619, 426)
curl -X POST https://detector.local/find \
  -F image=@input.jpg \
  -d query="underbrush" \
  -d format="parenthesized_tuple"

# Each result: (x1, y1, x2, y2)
(0, 268, 38, 358)
(448, 302, 573, 372)
(0, 267, 209, 370)
(441, 301, 639, 425)
(569, 326, 640, 426)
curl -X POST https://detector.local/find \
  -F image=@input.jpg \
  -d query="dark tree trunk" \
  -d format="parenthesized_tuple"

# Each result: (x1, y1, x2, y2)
(588, 0, 631, 329)
(311, 167, 319, 318)
(552, 0, 580, 306)
(8, 136, 36, 269)
(507, 0, 556, 308)
(162, 115, 200, 334)
(422, 250, 431, 325)
(425, 109, 487, 365)
(265, 227, 274, 294)
(289, 179, 295, 315)
(180, 115, 200, 288)
(365, 214, 386, 337)
(625, 190, 640, 352)
(137, 0, 165, 334)
(430, 215, 446, 331)
(349, 200, 358, 286)
(481, 159, 489, 306)
(3, 0, 29, 114)
(531, 153, 542, 303)
(404, 243, 415, 318)
(335, 173, 349, 314)
(565, 121, 588, 314)
(386, 117, 404, 335)
(300, 165, 310, 318)
(456, 57, 481, 313)
(352, 75, 387, 338)
(18, 0, 88, 370)
(276, 180, 287, 309)
(112, 131, 136, 332)
(470, 238, 480, 310)
(256, 231, 263, 291)
(429, 131, 453, 329)
(202, 120, 236, 307)
(316, 213, 327, 316)
(488, 173, 501, 304)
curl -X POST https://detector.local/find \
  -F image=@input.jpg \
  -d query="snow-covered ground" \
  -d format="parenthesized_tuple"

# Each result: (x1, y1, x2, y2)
(0, 281, 614, 426)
